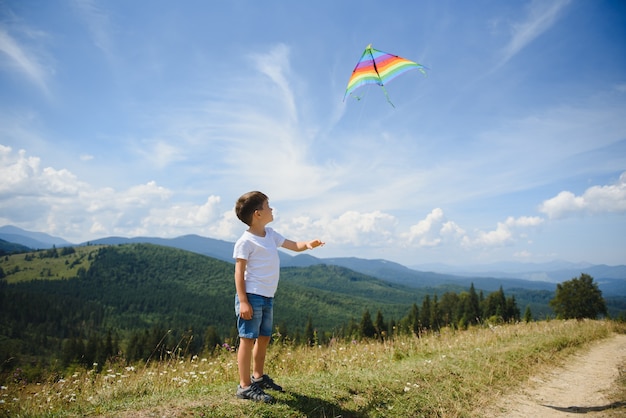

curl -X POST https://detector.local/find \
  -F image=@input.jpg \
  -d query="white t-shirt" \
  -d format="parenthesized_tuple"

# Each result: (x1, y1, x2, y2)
(233, 227, 286, 297)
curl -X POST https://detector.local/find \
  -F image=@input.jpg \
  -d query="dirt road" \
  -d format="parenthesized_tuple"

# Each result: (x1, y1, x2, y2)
(489, 333, 626, 417)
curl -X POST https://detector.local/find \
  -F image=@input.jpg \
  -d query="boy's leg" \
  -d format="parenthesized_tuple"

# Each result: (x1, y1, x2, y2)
(237, 337, 255, 388)
(252, 335, 270, 379)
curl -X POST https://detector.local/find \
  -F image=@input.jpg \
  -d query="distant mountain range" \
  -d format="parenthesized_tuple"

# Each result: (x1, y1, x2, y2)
(1, 225, 625, 296)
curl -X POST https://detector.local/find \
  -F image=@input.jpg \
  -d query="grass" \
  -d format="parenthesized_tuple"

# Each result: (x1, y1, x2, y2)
(0, 246, 104, 283)
(1, 320, 623, 417)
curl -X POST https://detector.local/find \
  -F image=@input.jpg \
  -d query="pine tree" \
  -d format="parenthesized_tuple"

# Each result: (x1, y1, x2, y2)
(420, 295, 431, 330)
(304, 316, 315, 346)
(360, 309, 376, 338)
(524, 305, 533, 323)
(374, 310, 386, 340)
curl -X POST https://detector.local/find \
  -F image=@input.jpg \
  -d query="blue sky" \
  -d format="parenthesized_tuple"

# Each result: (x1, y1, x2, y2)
(1, 0, 625, 267)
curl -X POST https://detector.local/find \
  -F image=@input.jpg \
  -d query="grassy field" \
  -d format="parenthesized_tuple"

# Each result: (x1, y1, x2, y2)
(1, 319, 624, 417)
(1, 246, 104, 283)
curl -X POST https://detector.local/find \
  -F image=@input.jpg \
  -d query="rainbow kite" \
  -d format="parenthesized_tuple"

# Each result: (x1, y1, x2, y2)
(343, 44, 427, 107)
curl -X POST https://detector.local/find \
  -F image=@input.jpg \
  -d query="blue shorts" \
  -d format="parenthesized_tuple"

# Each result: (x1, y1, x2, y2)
(235, 293, 274, 339)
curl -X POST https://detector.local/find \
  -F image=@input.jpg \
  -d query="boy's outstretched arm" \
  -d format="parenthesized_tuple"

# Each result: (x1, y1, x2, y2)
(282, 239, 325, 252)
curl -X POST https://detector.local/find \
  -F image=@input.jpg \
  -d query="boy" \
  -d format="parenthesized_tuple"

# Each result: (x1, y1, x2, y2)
(233, 191, 324, 402)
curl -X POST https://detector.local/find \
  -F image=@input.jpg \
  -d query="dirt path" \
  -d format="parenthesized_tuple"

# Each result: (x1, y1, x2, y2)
(488, 333, 626, 417)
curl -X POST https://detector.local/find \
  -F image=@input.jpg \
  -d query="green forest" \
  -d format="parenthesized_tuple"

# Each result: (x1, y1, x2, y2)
(0, 243, 602, 384)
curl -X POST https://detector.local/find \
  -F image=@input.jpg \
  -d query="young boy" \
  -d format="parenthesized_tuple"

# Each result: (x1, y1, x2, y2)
(233, 191, 324, 402)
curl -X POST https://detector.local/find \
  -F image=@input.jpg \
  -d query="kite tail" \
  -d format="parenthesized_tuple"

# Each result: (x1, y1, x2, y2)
(381, 85, 395, 108)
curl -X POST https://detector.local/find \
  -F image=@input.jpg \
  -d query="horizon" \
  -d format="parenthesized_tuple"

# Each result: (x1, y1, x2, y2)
(1, 1, 625, 267)
(3, 224, 624, 271)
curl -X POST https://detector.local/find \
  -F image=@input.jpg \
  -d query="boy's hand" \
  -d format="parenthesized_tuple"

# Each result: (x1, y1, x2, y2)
(239, 301, 253, 320)
(306, 239, 325, 250)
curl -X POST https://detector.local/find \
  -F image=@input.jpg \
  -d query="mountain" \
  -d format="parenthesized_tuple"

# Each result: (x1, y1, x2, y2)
(0, 238, 31, 255)
(0, 225, 73, 249)
(412, 261, 626, 282)
(1, 225, 624, 296)
(85, 234, 237, 263)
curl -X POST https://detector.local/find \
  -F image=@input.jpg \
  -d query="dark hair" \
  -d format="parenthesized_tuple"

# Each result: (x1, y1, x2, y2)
(235, 191, 268, 226)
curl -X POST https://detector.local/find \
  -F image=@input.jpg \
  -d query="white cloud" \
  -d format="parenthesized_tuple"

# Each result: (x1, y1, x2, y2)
(0, 146, 81, 197)
(463, 215, 544, 248)
(317, 210, 398, 246)
(403, 208, 466, 248)
(0, 146, 220, 241)
(539, 172, 626, 219)
(140, 195, 222, 230)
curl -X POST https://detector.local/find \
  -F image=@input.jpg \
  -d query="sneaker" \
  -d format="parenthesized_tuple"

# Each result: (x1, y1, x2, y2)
(236, 383, 273, 403)
(252, 374, 284, 392)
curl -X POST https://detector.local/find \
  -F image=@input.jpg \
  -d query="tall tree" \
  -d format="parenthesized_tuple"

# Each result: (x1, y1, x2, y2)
(360, 309, 376, 339)
(204, 325, 222, 354)
(304, 316, 315, 346)
(466, 283, 481, 325)
(409, 303, 420, 336)
(429, 294, 441, 332)
(550, 274, 607, 319)
(420, 295, 431, 331)
(524, 305, 533, 323)
(374, 310, 386, 340)
(439, 291, 460, 327)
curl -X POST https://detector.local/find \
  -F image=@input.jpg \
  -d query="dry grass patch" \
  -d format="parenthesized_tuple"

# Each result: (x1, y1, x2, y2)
(0, 320, 619, 417)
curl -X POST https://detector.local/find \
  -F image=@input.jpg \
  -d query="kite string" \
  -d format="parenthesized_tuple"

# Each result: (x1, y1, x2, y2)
(354, 86, 371, 126)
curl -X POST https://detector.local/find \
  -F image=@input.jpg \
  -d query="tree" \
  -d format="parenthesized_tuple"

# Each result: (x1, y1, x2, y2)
(204, 325, 222, 354)
(505, 295, 520, 322)
(465, 283, 481, 325)
(483, 286, 506, 320)
(304, 316, 315, 346)
(550, 274, 607, 319)
(429, 294, 441, 332)
(439, 291, 460, 328)
(420, 295, 431, 331)
(360, 309, 376, 338)
(374, 310, 387, 340)
(409, 303, 420, 336)
(524, 305, 533, 323)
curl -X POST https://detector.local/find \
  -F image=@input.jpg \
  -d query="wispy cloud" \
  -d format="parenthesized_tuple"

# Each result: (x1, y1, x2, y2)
(71, 0, 115, 60)
(0, 26, 50, 95)
(498, 0, 571, 68)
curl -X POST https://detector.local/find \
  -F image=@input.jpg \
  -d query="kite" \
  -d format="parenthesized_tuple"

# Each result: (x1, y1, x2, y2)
(343, 44, 427, 107)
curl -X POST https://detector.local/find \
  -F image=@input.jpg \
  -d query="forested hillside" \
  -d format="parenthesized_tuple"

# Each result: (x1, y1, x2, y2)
(1, 243, 543, 382)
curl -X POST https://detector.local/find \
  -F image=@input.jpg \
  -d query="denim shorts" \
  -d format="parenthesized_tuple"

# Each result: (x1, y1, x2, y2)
(235, 293, 274, 339)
